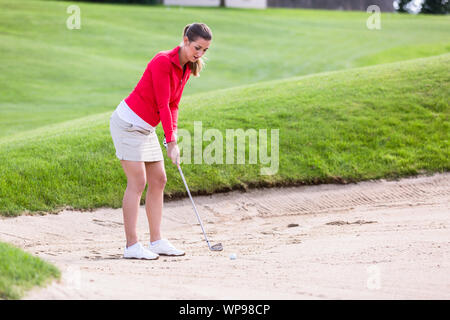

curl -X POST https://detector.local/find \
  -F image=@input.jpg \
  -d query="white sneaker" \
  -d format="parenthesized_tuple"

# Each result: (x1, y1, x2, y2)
(149, 239, 185, 256)
(123, 242, 159, 260)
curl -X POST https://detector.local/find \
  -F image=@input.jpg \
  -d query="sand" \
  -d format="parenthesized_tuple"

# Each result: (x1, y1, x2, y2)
(0, 172, 449, 299)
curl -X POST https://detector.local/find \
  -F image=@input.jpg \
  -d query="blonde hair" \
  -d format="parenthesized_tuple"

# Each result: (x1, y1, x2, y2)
(181, 23, 212, 77)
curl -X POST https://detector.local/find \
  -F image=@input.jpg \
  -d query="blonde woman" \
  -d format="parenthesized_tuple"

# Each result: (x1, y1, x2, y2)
(109, 23, 212, 259)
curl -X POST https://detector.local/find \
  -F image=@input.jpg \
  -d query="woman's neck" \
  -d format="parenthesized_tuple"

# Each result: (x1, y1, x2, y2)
(178, 46, 189, 68)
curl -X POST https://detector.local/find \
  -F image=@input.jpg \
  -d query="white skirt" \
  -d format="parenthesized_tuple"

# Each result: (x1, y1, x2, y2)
(109, 109, 164, 162)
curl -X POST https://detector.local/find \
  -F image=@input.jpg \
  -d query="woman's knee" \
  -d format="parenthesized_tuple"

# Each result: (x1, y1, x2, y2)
(127, 177, 147, 193)
(121, 160, 147, 193)
(150, 171, 167, 189)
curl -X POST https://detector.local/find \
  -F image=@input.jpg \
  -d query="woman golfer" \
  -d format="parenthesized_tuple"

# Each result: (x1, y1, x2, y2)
(109, 23, 212, 260)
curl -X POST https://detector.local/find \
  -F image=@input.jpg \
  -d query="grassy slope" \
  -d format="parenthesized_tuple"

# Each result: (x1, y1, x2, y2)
(0, 0, 449, 137)
(0, 54, 448, 216)
(0, 242, 60, 299)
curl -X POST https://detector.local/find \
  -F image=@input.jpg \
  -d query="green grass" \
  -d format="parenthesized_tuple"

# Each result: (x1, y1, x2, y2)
(0, 0, 449, 138)
(0, 54, 448, 216)
(0, 242, 60, 299)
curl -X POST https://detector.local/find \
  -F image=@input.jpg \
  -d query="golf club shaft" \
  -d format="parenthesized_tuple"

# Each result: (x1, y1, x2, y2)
(164, 138, 213, 249)
(177, 165, 212, 248)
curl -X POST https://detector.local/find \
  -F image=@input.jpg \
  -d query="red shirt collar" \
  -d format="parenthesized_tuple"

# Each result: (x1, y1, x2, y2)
(169, 45, 190, 73)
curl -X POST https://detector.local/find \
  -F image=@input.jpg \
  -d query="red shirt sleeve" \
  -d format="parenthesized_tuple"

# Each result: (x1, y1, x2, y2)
(169, 70, 189, 138)
(150, 55, 176, 143)
(170, 106, 178, 134)
(170, 92, 182, 135)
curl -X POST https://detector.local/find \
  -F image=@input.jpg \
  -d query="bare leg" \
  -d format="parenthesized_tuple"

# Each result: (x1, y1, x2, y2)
(144, 160, 167, 243)
(120, 160, 147, 247)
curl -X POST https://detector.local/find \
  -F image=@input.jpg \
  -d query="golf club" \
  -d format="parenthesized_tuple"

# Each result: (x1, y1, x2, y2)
(164, 137, 223, 252)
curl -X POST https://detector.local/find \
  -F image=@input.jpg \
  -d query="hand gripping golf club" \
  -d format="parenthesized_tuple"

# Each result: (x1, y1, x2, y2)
(164, 137, 223, 251)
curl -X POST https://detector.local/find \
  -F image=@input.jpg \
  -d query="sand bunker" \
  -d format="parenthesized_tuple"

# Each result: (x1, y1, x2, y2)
(0, 172, 448, 299)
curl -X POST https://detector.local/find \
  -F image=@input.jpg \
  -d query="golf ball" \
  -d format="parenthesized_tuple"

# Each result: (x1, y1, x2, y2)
(229, 253, 237, 260)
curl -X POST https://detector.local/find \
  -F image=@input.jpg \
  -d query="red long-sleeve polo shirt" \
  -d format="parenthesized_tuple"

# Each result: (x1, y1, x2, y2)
(124, 45, 191, 143)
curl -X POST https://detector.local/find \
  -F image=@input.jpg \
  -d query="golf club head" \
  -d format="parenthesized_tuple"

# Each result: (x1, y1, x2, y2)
(210, 243, 223, 251)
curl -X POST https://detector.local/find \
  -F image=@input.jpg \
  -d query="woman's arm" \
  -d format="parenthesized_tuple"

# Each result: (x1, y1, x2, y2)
(150, 55, 177, 143)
